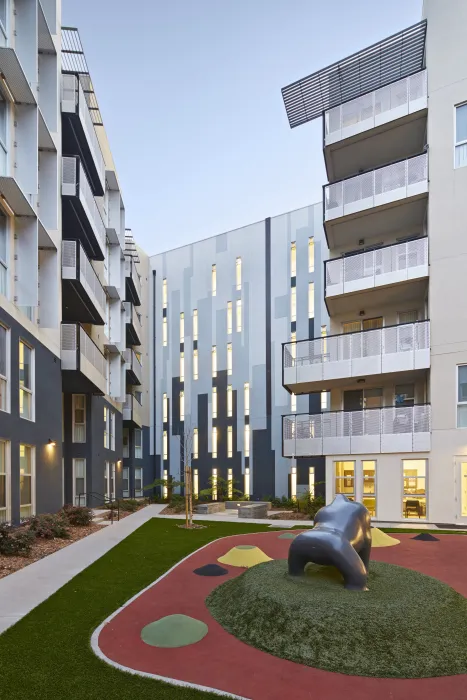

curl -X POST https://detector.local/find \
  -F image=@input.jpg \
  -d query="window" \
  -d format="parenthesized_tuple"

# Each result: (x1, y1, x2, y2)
(244, 424, 250, 457)
(227, 385, 233, 417)
(308, 282, 314, 319)
(321, 391, 328, 410)
(179, 312, 184, 343)
(162, 469, 168, 499)
(73, 458, 86, 506)
(193, 428, 198, 459)
(291, 465, 297, 499)
(343, 317, 383, 333)
(163, 430, 168, 460)
(342, 320, 362, 334)
(0, 323, 8, 411)
(321, 325, 327, 355)
(403, 459, 427, 518)
(72, 395, 86, 442)
(455, 103, 467, 168)
(104, 462, 115, 501)
(309, 466, 315, 497)
(104, 407, 109, 448)
(362, 460, 376, 517)
(227, 342, 232, 375)
(236, 257, 242, 291)
(212, 468, 218, 500)
(19, 444, 34, 519)
(110, 411, 115, 451)
(193, 468, 199, 497)
(212, 264, 216, 296)
(193, 309, 198, 341)
(123, 428, 129, 458)
(134, 429, 142, 459)
(162, 393, 168, 423)
(122, 467, 129, 498)
(162, 317, 167, 346)
(212, 387, 217, 419)
(458, 366, 467, 427)
(19, 341, 33, 420)
(236, 300, 242, 332)
(244, 382, 250, 416)
(193, 349, 198, 380)
(212, 427, 217, 458)
(395, 383, 415, 407)
(291, 393, 296, 412)
(212, 345, 217, 377)
(180, 390, 184, 421)
(0, 440, 10, 523)
(308, 237, 314, 273)
(227, 301, 232, 335)
(162, 278, 167, 308)
(244, 467, 250, 499)
(335, 461, 355, 499)
(227, 468, 233, 498)
(180, 351, 184, 382)
(399, 310, 418, 324)
(290, 331, 296, 362)
(0, 211, 7, 295)
(227, 426, 233, 458)
(135, 467, 143, 498)
(0, 96, 6, 176)
(291, 287, 296, 322)
(291, 242, 296, 277)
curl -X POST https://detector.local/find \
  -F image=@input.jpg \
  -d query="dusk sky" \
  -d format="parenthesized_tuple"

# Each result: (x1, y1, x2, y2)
(63, 0, 422, 254)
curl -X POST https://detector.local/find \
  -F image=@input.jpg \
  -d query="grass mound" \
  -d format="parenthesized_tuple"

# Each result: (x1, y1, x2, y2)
(206, 559, 467, 678)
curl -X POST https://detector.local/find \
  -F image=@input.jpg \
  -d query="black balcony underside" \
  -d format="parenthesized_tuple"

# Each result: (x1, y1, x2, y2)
(126, 276, 141, 306)
(62, 368, 104, 395)
(126, 323, 141, 347)
(62, 196, 104, 262)
(126, 367, 141, 386)
(62, 117, 104, 197)
(62, 278, 105, 325)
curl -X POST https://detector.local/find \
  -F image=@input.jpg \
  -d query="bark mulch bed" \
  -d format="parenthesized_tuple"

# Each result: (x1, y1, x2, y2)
(269, 511, 310, 520)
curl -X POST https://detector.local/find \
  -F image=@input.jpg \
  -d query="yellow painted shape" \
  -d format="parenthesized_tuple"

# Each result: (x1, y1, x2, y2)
(218, 545, 273, 568)
(371, 527, 400, 547)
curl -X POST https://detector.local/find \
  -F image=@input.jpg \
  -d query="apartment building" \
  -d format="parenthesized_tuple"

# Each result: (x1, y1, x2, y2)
(149, 205, 328, 500)
(281, 0, 467, 525)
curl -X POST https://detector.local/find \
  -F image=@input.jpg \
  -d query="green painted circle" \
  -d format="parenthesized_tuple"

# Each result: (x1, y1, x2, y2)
(206, 560, 467, 678)
(235, 545, 257, 550)
(278, 533, 297, 539)
(141, 614, 208, 648)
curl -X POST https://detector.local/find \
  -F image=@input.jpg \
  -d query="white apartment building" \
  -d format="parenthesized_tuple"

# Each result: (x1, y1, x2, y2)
(281, 1, 467, 525)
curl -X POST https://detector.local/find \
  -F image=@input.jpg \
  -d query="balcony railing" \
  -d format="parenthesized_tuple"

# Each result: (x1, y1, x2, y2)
(62, 240, 106, 321)
(125, 257, 141, 303)
(61, 324, 107, 394)
(324, 153, 428, 221)
(283, 321, 429, 389)
(123, 393, 143, 426)
(124, 348, 142, 385)
(62, 156, 106, 258)
(324, 70, 427, 145)
(325, 237, 428, 298)
(283, 404, 431, 456)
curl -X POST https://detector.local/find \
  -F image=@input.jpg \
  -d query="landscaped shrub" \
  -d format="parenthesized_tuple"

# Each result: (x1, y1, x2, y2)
(168, 494, 186, 513)
(270, 495, 297, 510)
(0, 524, 35, 556)
(118, 499, 139, 513)
(29, 514, 70, 540)
(61, 505, 92, 527)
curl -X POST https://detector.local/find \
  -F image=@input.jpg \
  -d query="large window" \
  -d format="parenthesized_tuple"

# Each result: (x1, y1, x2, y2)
(73, 458, 86, 505)
(104, 407, 109, 448)
(455, 103, 467, 169)
(0, 439, 9, 523)
(244, 424, 250, 458)
(308, 466, 315, 497)
(193, 309, 198, 341)
(212, 468, 218, 501)
(227, 342, 232, 376)
(0, 211, 7, 295)
(163, 430, 168, 460)
(227, 468, 233, 498)
(104, 462, 115, 502)
(212, 427, 217, 458)
(162, 393, 168, 423)
(212, 387, 217, 419)
(244, 382, 250, 416)
(0, 323, 8, 412)
(291, 242, 296, 277)
(122, 467, 129, 498)
(162, 278, 167, 308)
(457, 365, 467, 427)
(291, 287, 296, 322)
(212, 345, 217, 377)
(180, 351, 184, 382)
(227, 302, 232, 335)
(362, 460, 376, 516)
(334, 461, 355, 499)
(291, 392, 296, 412)
(19, 341, 33, 420)
(135, 467, 143, 497)
(227, 426, 233, 458)
(227, 384, 232, 417)
(123, 427, 129, 458)
(134, 429, 142, 459)
(193, 428, 198, 459)
(110, 411, 115, 450)
(19, 444, 34, 519)
(193, 349, 198, 380)
(236, 257, 242, 291)
(403, 459, 427, 518)
(180, 391, 184, 421)
(162, 317, 167, 346)
(72, 395, 86, 442)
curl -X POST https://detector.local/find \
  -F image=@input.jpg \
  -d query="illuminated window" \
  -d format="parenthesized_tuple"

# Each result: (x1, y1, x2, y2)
(212, 468, 218, 500)
(308, 282, 314, 319)
(291, 287, 296, 322)
(308, 237, 314, 272)
(227, 385, 233, 417)
(227, 426, 233, 458)
(227, 342, 232, 375)
(291, 393, 296, 412)
(19, 341, 33, 420)
(227, 301, 232, 335)
(193, 309, 198, 341)
(193, 469, 199, 497)
(212, 345, 217, 377)
(335, 461, 355, 499)
(236, 299, 242, 332)
(180, 352, 184, 382)
(244, 424, 250, 457)
(162, 317, 167, 346)
(193, 428, 198, 459)
(104, 406, 109, 448)
(244, 467, 250, 499)
(162, 278, 167, 308)
(163, 469, 168, 498)
(321, 391, 327, 410)
(363, 460, 376, 517)
(321, 325, 327, 354)
(309, 467, 315, 497)
(244, 382, 250, 416)
(19, 444, 34, 518)
(163, 431, 168, 460)
(291, 242, 296, 277)
(180, 312, 184, 343)
(212, 264, 216, 296)
(180, 391, 184, 421)
(291, 465, 297, 500)
(403, 459, 427, 519)
(212, 427, 217, 458)
(228, 468, 233, 498)
(162, 393, 168, 423)
(212, 387, 217, 419)
(236, 257, 242, 291)
(290, 331, 296, 361)
(193, 349, 198, 380)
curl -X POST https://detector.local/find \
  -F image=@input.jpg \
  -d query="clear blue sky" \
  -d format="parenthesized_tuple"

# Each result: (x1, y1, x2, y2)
(63, 0, 422, 254)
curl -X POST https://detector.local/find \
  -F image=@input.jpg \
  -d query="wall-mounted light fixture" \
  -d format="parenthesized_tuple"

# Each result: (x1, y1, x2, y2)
(48, 439, 56, 447)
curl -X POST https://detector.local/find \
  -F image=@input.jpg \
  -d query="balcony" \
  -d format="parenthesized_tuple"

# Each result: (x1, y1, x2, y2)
(124, 301, 142, 346)
(125, 257, 141, 306)
(61, 324, 107, 395)
(123, 394, 143, 428)
(124, 348, 142, 386)
(62, 156, 106, 261)
(62, 240, 106, 325)
(324, 237, 428, 315)
(283, 321, 430, 395)
(283, 405, 431, 457)
(324, 71, 427, 181)
(323, 153, 428, 248)
(61, 74, 105, 196)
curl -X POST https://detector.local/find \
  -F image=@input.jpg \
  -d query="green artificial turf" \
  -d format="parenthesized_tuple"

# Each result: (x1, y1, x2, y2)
(0, 519, 276, 700)
(207, 559, 467, 678)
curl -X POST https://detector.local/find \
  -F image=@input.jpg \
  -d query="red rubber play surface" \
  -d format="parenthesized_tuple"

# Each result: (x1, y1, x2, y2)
(96, 531, 467, 700)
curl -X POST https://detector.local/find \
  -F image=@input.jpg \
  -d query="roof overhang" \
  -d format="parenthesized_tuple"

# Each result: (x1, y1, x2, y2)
(0, 47, 36, 104)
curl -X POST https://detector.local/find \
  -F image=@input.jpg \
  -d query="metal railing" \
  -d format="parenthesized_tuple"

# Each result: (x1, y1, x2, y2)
(325, 237, 428, 297)
(125, 257, 142, 300)
(124, 348, 142, 384)
(60, 324, 107, 382)
(61, 156, 106, 255)
(61, 240, 106, 316)
(324, 153, 428, 221)
(324, 70, 427, 145)
(76, 492, 120, 523)
(124, 301, 141, 329)
(79, 326, 107, 379)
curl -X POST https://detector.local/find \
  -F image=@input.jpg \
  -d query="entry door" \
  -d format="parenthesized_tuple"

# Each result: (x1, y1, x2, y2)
(457, 460, 467, 522)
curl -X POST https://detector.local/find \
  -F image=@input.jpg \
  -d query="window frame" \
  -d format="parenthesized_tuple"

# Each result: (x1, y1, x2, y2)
(193, 309, 198, 341)
(290, 286, 296, 323)
(180, 351, 184, 382)
(212, 387, 217, 419)
(134, 467, 143, 497)
(0, 438, 10, 523)
(110, 411, 115, 451)
(227, 384, 232, 417)
(402, 458, 427, 519)
(291, 242, 296, 277)
(227, 342, 232, 376)
(134, 428, 143, 459)
(212, 345, 217, 378)
(0, 322, 10, 413)
(19, 443, 35, 519)
(362, 460, 377, 517)
(212, 427, 217, 458)
(162, 278, 167, 308)
(180, 390, 184, 421)
(179, 312, 184, 343)
(122, 466, 130, 498)
(455, 102, 467, 169)
(72, 394, 86, 443)
(244, 424, 250, 458)
(163, 429, 168, 460)
(72, 457, 86, 506)
(162, 393, 168, 423)
(236, 299, 242, 332)
(104, 406, 109, 449)
(457, 365, 467, 428)
(19, 340, 34, 421)
(334, 460, 355, 499)
(227, 426, 233, 458)
(162, 316, 167, 346)
(308, 237, 314, 273)
(193, 428, 198, 459)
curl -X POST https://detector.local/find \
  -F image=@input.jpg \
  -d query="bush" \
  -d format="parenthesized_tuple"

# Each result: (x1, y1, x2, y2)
(271, 495, 297, 510)
(61, 505, 92, 527)
(168, 494, 186, 513)
(29, 514, 70, 540)
(0, 524, 35, 556)
(118, 499, 139, 513)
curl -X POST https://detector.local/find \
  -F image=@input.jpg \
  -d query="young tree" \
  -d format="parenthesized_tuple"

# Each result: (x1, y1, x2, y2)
(180, 421, 196, 528)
